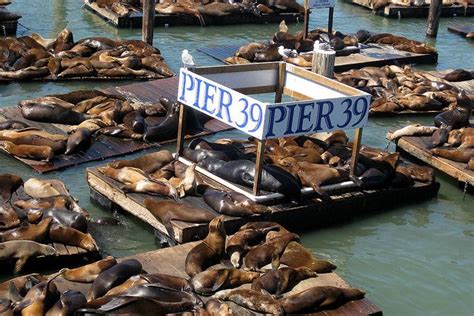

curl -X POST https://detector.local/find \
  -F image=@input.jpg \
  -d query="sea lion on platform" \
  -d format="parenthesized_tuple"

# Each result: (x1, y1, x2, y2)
(251, 267, 317, 297)
(224, 56, 251, 64)
(203, 188, 269, 217)
(0, 66, 50, 80)
(51, 28, 74, 53)
(191, 268, 260, 295)
(0, 217, 52, 243)
(49, 224, 98, 251)
(0, 141, 54, 161)
(87, 258, 143, 300)
(64, 128, 92, 155)
(46, 290, 86, 316)
(122, 179, 179, 200)
(141, 55, 174, 77)
(280, 242, 335, 273)
(205, 299, 233, 316)
(431, 148, 474, 163)
(183, 148, 233, 162)
(254, 44, 281, 62)
(387, 124, 438, 141)
(61, 256, 117, 283)
(122, 110, 146, 133)
(98, 166, 148, 184)
(185, 216, 226, 277)
(0, 240, 57, 273)
(40, 208, 88, 232)
(105, 273, 192, 296)
(18, 97, 90, 125)
(442, 69, 474, 82)
(0, 120, 29, 131)
(214, 289, 283, 315)
(243, 232, 299, 271)
(0, 128, 67, 154)
(434, 91, 472, 129)
(14, 194, 88, 218)
(144, 199, 216, 238)
(0, 173, 23, 202)
(429, 127, 449, 148)
(13, 277, 60, 315)
(0, 205, 20, 230)
(108, 150, 173, 174)
(0, 274, 46, 297)
(235, 42, 267, 61)
(23, 178, 66, 198)
(279, 286, 365, 313)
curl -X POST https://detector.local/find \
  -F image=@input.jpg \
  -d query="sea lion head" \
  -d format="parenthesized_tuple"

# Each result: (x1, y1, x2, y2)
(296, 266, 318, 278)
(79, 233, 99, 252)
(342, 287, 366, 300)
(277, 157, 300, 171)
(209, 215, 226, 236)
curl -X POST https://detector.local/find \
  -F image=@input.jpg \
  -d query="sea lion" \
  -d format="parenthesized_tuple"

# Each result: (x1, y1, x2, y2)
(67, 119, 108, 134)
(122, 110, 146, 134)
(0, 205, 20, 230)
(23, 178, 65, 198)
(52, 28, 74, 53)
(18, 98, 90, 125)
(105, 273, 192, 296)
(434, 91, 472, 129)
(0, 240, 57, 273)
(0, 173, 23, 202)
(191, 268, 260, 295)
(141, 55, 174, 77)
(235, 42, 266, 61)
(0, 141, 54, 161)
(61, 256, 117, 283)
(108, 150, 173, 174)
(468, 157, 474, 171)
(98, 166, 148, 184)
(243, 232, 299, 271)
(279, 286, 365, 313)
(38, 208, 88, 232)
(0, 120, 30, 131)
(45, 290, 86, 316)
(254, 44, 281, 62)
(14, 194, 88, 218)
(121, 178, 179, 200)
(431, 148, 474, 163)
(442, 69, 474, 82)
(387, 124, 438, 141)
(214, 289, 284, 315)
(0, 274, 46, 298)
(164, 164, 203, 198)
(49, 224, 98, 251)
(87, 259, 143, 300)
(224, 56, 250, 64)
(0, 129, 67, 154)
(203, 188, 269, 217)
(14, 277, 60, 315)
(144, 199, 216, 238)
(251, 267, 317, 297)
(280, 241, 336, 273)
(65, 128, 92, 155)
(185, 216, 226, 277)
(205, 299, 233, 316)
(0, 217, 52, 243)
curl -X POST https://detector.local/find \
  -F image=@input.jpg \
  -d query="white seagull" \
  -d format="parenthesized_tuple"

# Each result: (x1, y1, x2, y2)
(181, 49, 195, 68)
(277, 46, 298, 59)
(314, 40, 332, 52)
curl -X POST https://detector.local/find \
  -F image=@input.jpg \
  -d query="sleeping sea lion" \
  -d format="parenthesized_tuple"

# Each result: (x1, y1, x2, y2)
(0, 128, 67, 154)
(49, 224, 98, 251)
(224, 56, 250, 64)
(235, 42, 267, 61)
(254, 44, 281, 62)
(387, 124, 438, 141)
(0, 217, 53, 243)
(61, 256, 117, 283)
(40, 208, 88, 232)
(0, 240, 57, 273)
(431, 148, 474, 163)
(251, 267, 317, 297)
(108, 150, 173, 174)
(121, 179, 179, 200)
(141, 55, 174, 77)
(185, 216, 226, 277)
(434, 91, 472, 129)
(191, 268, 260, 295)
(18, 97, 90, 124)
(0, 141, 54, 161)
(98, 166, 148, 184)
(203, 188, 269, 217)
(0, 173, 23, 202)
(442, 69, 474, 82)
(0, 120, 30, 131)
(0, 274, 46, 297)
(214, 289, 283, 315)
(23, 178, 65, 198)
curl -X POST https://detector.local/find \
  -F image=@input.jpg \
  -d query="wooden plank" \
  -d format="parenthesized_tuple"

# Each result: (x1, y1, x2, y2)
(448, 25, 474, 37)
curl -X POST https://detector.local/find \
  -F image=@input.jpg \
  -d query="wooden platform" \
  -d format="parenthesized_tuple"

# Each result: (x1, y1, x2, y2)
(387, 133, 474, 187)
(0, 77, 231, 173)
(344, 0, 474, 18)
(87, 167, 440, 245)
(83, 0, 303, 28)
(0, 7, 20, 36)
(448, 25, 474, 37)
(55, 241, 382, 315)
(198, 43, 438, 72)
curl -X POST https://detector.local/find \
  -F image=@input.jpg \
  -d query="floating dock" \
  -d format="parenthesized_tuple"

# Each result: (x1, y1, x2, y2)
(387, 132, 474, 187)
(0, 7, 21, 36)
(448, 25, 474, 38)
(83, 0, 303, 28)
(55, 241, 383, 315)
(0, 77, 231, 173)
(343, 0, 474, 18)
(87, 166, 440, 245)
(198, 43, 438, 72)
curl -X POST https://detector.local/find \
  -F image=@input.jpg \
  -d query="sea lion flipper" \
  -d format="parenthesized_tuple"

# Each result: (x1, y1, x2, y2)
(13, 256, 28, 274)
(311, 184, 332, 202)
(211, 269, 230, 292)
(99, 296, 136, 312)
(7, 282, 23, 303)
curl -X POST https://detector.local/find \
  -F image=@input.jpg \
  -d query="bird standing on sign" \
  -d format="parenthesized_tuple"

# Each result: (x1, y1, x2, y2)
(278, 46, 298, 59)
(181, 49, 195, 68)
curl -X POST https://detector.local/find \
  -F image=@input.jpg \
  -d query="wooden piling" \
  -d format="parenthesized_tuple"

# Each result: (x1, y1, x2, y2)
(426, 0, 442, 37)
(311, 48, 336, 78)
(142, 0, 155, 45)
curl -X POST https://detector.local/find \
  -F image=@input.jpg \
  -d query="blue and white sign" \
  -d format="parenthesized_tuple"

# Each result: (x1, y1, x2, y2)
(308, 0, 335, 9)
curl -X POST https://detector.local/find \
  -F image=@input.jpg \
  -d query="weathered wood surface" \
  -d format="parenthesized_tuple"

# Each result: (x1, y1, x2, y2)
(56, 241, 383, 315)
(388, 132, 474, 186)
(0, 77, 231, 173)
(198, 43, 437, 72)
(343, 0, 474, 18)
(448, 25, 474, 37)
(87, 167, 440, 245)
(83, 0, 303, 28)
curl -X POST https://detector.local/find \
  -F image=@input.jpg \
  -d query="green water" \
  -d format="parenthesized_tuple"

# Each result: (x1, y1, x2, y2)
(1, 0, 474, 314)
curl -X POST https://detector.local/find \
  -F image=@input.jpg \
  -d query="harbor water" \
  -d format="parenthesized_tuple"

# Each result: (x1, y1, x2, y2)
(1, 0, 473, 314)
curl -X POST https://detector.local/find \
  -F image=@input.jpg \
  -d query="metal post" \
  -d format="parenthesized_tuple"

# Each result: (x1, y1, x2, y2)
(142, 0, 155, 45)
(328, 7, 334, 35)
(350, 128, 363, 177)
(253, 140, 266, 196)
(426, 0, 442, 37)
(176, 102, 187, 156)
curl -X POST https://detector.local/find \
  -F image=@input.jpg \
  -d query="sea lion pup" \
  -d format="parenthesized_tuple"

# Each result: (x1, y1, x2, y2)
(251, 267, 317, 297)
(387, 124, 438, 141)
(0, 128, 67, 154)
(109, 150, 173, 174)
(0, 141, 54, 161)
(235, 42, 267, 61)
(105, 273, 192, 296)
(87, 258, 143, 300)
(431, 148, 474, 163)
(0, 205, 20, 230)
(191, 268, 260, 295)
(0, 173, 23, 202)
(279, 286, 365, 313)
(243, 232, 299, 271)
(280, 241, 336, 273)
(185, 216, 226, 277)
(203, 188, 269, 217)
(0, 217, 52, 242)
(0, 120, 30, 131)
(205, 298, 233, 316)
(0, 240, 57, 273)
(46, 289, 87, 316)
(434, 91, 472, 130)
(60, 256, 117, 283)
(49, 224, 98, 251)
(214, 288, 284, 315)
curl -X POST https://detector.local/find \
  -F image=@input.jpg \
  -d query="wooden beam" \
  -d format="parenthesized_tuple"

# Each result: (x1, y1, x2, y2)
(176, 102, 187, 156)
(253, 140, 266, 196)
(350, 128, 363, 177)
(426, 0, 442, 37)
(142, 0, 155, 45)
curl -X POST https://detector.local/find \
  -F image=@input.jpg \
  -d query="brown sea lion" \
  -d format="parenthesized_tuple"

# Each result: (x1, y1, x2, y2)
(14, 194, 87, 218)
(0, 173, 23, 202)
(0, 274, 46, 297)
(205, 299, 233, 316)
(0, 128, 66, 154)
(52, 28, 74, 53)
(105, 273, 192, 296)
(23, 178, 65, 198)
(235, 42, 267, 61)
(442, 69, 474, 82)
(98, 166, 148, 184)
(64, 128, 92, 155)
(387, 124, 438, 141)
(468, 157, 474, 171)
(280, 241, 336, 273)
(0, 217, 52, 242)
(144, 198, 216, 238)
(67, 119, 107, 133)
(434, 91, 472, 129)
(185, 216, 226, 277)
(0, 120, 30, 131)
(431, 148, 474, 163)
(0, 205, 20, 230)
(202, 188, 269, 217)
(243, 232, 299, 271)
(61, 256, 117, 283)
(214, 289, 283, 315)
(279, 286, 365, 313)
(0, 141, 54, 161)
(252, 267, 317, 297)
(254, 44, 281, 62)
(87, 259, 143, 300)
(191, 268, 260, 295)
(49, 224, 98, 251)
(18, 98, 90, 125)
(122, 179, 179, 200)
(141, 55, 174, 77)
(165, 164, 203, 198)
(45, 290, 86, 316)
(108, 150, 173, 174)
(14, 277, 60, 315)
(224, 56, 251, 64)
(0, 240, 57, 273)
